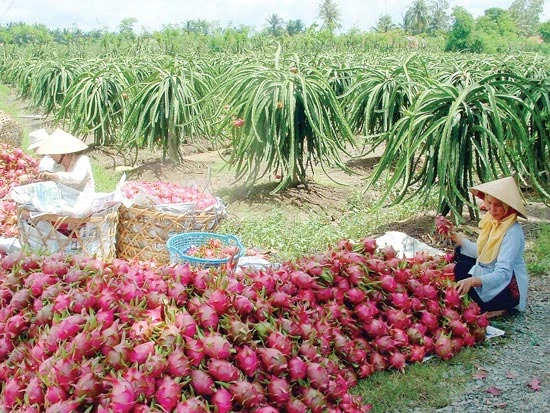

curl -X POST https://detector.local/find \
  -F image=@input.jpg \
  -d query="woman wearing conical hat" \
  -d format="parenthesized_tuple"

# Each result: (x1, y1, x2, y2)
(28, 128, 63, 173)
(35, 129, 95, 193)
(447, 176, 529, 316)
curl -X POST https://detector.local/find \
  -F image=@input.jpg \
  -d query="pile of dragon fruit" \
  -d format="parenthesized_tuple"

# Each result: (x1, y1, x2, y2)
(0, 236, 488, 412)
(120, 181, 218, 210)
(0, 144, 39, 237)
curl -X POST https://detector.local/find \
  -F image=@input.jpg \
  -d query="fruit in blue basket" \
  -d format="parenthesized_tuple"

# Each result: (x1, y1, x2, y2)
(187, 238, 239, 260)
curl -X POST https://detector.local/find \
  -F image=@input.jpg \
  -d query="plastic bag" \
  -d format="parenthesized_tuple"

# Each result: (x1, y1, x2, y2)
(10, 181, 94, 217)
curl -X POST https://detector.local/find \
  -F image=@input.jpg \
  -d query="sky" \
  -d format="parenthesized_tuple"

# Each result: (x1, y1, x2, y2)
(0, 0, 549, 33)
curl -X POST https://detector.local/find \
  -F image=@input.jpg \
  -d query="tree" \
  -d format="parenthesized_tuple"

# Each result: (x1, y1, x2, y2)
(474, 8, 520, 53)
(540, 20, 550, 42)
(508, 0, 544, 36)
(5, 23, 53, 45)
(184, 19, 212, 35)
(265, 13, 284, 36)
(317, 0, 342, 33)
(118, 18, 137, 41)
(153, 24, 181, 54)
(286, 19, 305, 36)
(445, 7, 481, 52)
(428, 0, 450, 33)
(374, 14, 396, 33)
(476, 8, 518, 37)
(404, 0, 429, 34)
(0, 26, 13, 44)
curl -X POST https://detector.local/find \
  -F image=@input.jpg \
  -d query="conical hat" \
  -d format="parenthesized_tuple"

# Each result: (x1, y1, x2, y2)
(28, 128, 49, 150)
(470, 176, 528, 219)
(35, 129, 88, 155)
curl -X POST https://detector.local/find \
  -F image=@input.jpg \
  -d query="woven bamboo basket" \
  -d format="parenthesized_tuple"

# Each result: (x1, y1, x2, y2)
(17, 205, 119, 261)
(116, 202, 225, 264)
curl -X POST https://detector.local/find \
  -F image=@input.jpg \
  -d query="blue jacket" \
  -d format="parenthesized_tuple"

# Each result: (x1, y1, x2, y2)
(460, 222, 528, 311)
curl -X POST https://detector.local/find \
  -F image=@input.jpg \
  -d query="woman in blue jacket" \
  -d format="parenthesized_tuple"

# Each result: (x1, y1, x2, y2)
(449, 176, 529, 316)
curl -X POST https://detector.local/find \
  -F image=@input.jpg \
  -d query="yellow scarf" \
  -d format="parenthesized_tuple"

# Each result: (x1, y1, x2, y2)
(476, 213, 517, 264)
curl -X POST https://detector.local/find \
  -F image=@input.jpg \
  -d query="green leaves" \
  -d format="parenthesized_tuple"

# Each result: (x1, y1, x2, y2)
(0, 48, 548, 205)
(30, 58, 81, 116)
(343, 54, 425, 138)
(121, 60, 212, 161)
(368, 70, 550, 221)
(215, 61, 356, 192)
(56, 60, 133, 146)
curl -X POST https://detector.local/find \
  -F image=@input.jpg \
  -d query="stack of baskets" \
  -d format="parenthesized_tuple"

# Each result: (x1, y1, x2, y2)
(166, 232, 245, 267)
(116, 200, 226, 264)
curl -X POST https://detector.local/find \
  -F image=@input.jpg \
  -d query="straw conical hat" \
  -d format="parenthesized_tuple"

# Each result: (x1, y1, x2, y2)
(28, 128, 50, 150)
(470, 176, 528, 219)
(35, 129, 88, 155)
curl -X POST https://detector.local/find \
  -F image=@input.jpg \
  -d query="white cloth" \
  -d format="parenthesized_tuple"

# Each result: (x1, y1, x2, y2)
(52, 155, 95, 193)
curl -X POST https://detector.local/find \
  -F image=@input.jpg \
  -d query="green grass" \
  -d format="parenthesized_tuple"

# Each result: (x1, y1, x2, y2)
(525, 224, 550, 276)
(219, 192, 438, 261)
(0, 84, 18, 117)
(92, 163, 123, 193)
(353, 348, 479, 413)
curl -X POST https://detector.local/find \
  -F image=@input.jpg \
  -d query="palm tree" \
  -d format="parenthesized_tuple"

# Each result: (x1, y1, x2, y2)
(266, 13, 284, 36)
(374, 14, 396, 33)
(404, 0, 429, 34)
(317, 0, 342, 33)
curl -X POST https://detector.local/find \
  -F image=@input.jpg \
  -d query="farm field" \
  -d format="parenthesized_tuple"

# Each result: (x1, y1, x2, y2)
(1, 3, 550, 409)
(3, 91, 550, 412)
(1, 36, 549, 411)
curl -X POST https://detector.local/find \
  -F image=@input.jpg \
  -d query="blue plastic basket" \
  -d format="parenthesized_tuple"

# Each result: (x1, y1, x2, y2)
(166, 232, 245, 266)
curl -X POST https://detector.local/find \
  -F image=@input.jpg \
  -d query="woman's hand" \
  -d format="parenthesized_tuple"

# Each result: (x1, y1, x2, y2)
(456, 277, 482, 296)
(38, 171, 56, 181)
(447, 230, 463, 246)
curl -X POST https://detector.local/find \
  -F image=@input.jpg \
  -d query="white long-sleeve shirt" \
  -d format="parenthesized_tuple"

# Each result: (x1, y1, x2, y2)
(52, 155, 95, 193)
